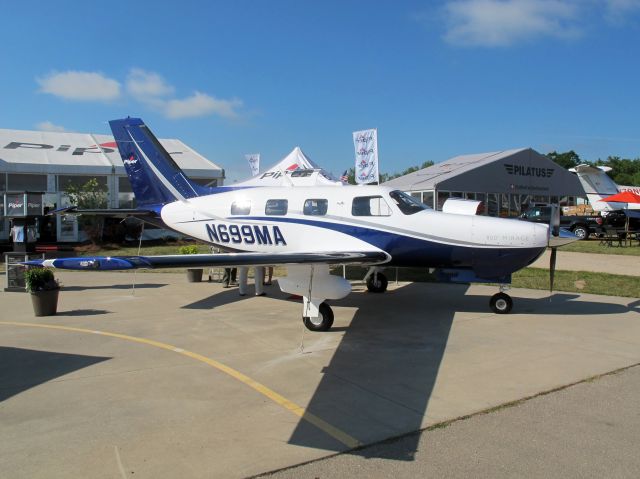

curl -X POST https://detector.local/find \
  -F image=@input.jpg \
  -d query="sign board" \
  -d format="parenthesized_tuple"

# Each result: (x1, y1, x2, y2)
(3, 193, 44, 217)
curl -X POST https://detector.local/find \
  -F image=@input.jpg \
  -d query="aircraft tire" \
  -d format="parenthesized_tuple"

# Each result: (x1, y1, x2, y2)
(490, 292, 513, 314)
(366, 272, 388, 293)
(303, 302, 334, 332)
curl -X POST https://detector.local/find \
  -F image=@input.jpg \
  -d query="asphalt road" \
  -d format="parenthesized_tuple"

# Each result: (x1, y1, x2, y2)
(264, 364, 640, 479)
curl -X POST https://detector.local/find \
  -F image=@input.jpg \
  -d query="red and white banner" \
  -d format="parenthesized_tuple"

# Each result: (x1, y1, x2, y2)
(353, 128, 379, 184)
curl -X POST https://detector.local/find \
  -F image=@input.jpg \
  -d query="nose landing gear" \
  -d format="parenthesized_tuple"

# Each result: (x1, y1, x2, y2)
(490, 285, 513, 314)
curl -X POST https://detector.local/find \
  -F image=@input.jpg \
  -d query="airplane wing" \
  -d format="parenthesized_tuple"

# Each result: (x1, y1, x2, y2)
(48, 206, 159, 219)
(23, 251, 389, 271)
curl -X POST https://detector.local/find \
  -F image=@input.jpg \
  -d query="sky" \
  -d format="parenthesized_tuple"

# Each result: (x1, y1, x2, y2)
(1, 0, 639, 183)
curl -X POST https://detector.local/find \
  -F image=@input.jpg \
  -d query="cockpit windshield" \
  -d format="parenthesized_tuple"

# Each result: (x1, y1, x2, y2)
(389, 190, 430, 215)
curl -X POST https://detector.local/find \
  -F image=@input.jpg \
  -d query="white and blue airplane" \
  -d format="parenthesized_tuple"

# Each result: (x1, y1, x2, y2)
(28, 117, 576, 331)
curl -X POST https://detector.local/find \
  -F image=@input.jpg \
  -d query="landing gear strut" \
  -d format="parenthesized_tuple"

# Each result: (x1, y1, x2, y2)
(278, 265, 351, 332)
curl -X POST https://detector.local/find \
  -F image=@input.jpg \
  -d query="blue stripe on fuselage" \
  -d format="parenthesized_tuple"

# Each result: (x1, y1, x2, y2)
(241, 216, 545, 278)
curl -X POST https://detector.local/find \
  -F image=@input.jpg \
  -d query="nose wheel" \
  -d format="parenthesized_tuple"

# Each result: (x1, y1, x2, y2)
(490, 292, 513, 314)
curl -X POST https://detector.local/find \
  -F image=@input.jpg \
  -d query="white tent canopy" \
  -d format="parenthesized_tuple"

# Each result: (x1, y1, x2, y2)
(238, 147, 342, 187)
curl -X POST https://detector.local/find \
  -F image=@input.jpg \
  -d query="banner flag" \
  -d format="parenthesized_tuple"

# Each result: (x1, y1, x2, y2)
(353, 128, 378, 184)
(245, 153, 260, 176)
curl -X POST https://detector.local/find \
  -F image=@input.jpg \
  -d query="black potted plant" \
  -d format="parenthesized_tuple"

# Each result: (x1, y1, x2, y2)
(25, 267, 60, 316)
(179, 245, 203, 282)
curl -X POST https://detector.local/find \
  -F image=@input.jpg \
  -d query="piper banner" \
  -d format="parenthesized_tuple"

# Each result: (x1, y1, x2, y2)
(353, 128, 379, 184)
(245, 153, 260, 176)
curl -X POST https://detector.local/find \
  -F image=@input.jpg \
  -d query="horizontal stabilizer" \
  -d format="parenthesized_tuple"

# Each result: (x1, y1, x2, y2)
(47, 206, 160, 218)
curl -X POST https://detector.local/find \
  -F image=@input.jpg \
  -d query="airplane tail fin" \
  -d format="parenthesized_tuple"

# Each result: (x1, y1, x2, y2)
(569, 164, 620, 212)
(109, 117, 210, 207)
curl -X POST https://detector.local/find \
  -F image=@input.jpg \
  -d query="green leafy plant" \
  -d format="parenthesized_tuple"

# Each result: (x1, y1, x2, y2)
(179, 245, 199, 255)
(24, 268, 60, 292)
(63, 177, 109, 244)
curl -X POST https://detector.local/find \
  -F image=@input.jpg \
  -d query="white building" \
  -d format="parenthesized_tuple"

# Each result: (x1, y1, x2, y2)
(0, 128, 224, 242)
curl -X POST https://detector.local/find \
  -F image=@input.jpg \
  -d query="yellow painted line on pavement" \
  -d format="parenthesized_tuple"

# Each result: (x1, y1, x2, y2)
(0, 321, 361, 449)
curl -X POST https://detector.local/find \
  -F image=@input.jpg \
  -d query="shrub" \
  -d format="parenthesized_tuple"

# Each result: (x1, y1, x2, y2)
(179, 245, 199, 255)
(25, 268, 60, 292)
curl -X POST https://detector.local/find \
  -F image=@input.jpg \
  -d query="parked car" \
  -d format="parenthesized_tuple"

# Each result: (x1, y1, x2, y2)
(597, 209, 640, 232)
(519, 205, 601, 240)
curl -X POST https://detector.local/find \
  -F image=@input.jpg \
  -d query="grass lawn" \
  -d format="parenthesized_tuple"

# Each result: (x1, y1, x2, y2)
(338, 265, 640, 298)
(512, 268, 639, 298)
(561, 238, 640, 255)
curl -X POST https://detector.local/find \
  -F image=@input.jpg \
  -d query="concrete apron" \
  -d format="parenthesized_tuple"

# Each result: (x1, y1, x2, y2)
(1, 271, 639, 478)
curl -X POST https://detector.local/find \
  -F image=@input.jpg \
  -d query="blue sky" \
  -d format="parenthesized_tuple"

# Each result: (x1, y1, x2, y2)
(1, 0, 639, 182)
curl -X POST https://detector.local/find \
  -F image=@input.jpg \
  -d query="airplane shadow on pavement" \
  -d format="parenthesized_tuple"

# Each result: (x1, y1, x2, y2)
(287, 283, 639, 461)
(0, 347, 110, 402)
(181, 280, 638, 461)
(62, 283, 168, 292)
(287, 282, 457, 461)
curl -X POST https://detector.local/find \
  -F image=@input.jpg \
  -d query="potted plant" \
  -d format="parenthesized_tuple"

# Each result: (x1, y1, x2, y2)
(179, 245, 203, 282)
(25, 267, 60, 316)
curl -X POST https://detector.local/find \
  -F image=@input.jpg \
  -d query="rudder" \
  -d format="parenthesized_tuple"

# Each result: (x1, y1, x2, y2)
(109, 117, 205, 206)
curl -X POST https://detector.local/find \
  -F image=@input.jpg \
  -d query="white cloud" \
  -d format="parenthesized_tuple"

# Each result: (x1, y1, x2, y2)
(37, 71, 121, 101)
(442, 0, 581, 47)
(36, 68, 244, 120)
(164, 92, 243, 119)
(604, 0, 640, 22)
(36, 121, 67, 132)
(126, 68, 174, 100)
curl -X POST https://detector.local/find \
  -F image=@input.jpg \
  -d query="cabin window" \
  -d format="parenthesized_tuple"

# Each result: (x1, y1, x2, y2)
(303, 199, 328, 216)
(231, 200, 251, 215)
(352, 196, 392, 216)
(389, 190, 428, 215)
(265, 199, 288, 215)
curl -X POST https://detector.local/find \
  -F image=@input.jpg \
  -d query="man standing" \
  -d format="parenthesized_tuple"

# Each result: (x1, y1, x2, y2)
(222, 268, 236, 288)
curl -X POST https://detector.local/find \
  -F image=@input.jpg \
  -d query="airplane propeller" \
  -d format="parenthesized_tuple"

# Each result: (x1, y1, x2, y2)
(549, 205, 561, 293)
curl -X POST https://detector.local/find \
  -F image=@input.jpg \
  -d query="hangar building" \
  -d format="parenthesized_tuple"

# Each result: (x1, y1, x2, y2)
(383, 148, 585, 217)
(0, 128, 224, 242)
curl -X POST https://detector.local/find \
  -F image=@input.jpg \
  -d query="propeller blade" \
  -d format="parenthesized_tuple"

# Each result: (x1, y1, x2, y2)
(550, 205, 560, 237)
(549, 247, 557, 293)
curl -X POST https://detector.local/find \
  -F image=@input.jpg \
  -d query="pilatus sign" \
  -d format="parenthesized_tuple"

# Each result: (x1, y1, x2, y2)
(504, 164, 554, 178)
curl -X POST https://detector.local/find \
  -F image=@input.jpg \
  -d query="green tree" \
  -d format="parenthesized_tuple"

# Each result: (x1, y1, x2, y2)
(546, 150, 582, 170)
(345, 161, 435, 184)
(63, 178, 108, 244)
(381, 161, 434, 183)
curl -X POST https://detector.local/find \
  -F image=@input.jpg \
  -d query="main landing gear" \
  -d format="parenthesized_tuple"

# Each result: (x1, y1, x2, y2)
(490, 285, 513, 314)
(278, 265, 351, 332)
(302, 302, 334, 332)
(365, 267, 388, 293)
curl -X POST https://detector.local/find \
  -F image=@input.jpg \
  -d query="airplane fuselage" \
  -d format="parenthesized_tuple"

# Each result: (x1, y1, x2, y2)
(160, 185, 549, 279)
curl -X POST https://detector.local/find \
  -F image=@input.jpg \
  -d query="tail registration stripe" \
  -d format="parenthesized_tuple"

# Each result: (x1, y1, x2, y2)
(0, 321, 361, 449)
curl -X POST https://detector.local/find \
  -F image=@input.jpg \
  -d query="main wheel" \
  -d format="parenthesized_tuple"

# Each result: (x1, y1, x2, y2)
(490, 292, 513, 314)
(303, 302, 334, 332)
(366, 272, 388, 293)
(572, 225, 588, 240)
